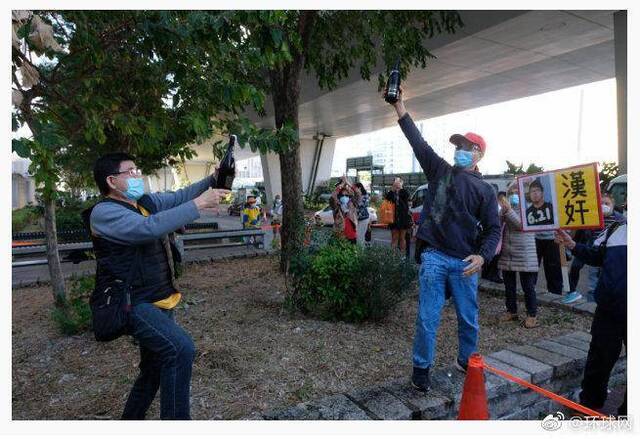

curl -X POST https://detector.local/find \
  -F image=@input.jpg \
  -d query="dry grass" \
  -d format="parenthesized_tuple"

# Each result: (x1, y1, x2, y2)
(12, 255, 591, 420)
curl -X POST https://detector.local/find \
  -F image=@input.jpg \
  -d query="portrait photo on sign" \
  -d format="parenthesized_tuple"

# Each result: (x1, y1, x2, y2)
(518, 173, 560, 231)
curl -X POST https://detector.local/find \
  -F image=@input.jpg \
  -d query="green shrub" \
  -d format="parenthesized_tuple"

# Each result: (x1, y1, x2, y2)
(286, 239, 417, 323)
(55, 207, 86, 231)
(12, 205, 41, 233)
(303, 194, 326, 211)
(55, 197, 97, 232)
(51, 276, 94, 335)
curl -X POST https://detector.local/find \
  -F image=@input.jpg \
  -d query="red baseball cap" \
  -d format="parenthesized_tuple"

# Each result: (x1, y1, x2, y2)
(450, 132, 487, 154)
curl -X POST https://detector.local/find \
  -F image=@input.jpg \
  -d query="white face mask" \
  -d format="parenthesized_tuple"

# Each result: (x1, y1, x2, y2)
(602, 204, 612, 216)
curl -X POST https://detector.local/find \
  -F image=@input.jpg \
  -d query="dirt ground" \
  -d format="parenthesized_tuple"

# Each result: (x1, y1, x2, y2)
(12, 255, 591, 420)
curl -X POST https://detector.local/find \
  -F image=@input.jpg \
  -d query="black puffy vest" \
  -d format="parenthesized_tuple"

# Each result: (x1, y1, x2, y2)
(82, 196, 176, 305)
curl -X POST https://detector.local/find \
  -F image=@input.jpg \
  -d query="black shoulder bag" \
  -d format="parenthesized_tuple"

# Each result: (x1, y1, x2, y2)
(90, 248, 141, 342)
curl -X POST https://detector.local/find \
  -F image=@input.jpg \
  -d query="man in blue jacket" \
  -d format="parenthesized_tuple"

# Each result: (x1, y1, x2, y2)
(556, 222, 627, 416)
(387, 88, 501, 391)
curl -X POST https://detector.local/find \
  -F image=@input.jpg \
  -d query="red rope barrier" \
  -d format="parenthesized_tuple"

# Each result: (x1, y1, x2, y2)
(478, 356, 607, 419)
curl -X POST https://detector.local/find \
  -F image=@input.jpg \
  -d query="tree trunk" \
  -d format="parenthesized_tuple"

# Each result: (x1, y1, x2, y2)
(278, 139, 305, 273)
(270, 11, 317, 272)
(270, 68, 305, 273)
(43, 196, 67, 307)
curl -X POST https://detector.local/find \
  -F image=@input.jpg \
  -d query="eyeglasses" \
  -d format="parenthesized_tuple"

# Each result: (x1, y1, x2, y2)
(112, 168, 143, 177)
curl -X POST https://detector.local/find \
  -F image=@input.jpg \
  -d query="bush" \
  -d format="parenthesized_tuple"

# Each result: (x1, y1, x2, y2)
(55, 208, 86, 231)
(303, 194, 326, 211)
(286, 238, 417, 322)
(12, 205, 41, 233)
(51, 276, 94, 335)
(55, 195, 96, 232)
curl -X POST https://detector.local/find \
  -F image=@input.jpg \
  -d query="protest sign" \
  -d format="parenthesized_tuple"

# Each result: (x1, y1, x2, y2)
(517, 163, 603, 232)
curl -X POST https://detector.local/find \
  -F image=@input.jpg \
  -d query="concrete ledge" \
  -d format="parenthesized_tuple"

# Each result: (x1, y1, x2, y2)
(346, 387, 414, 420)
(263, 394, 371, 420)
(261, 328, 627, 420)
(478, 281, 597, 316)
(507, 345, 576, 377)
(384, 379, 452, 420)
(554, 335, 591, 352)
(488, 350, 554, 383)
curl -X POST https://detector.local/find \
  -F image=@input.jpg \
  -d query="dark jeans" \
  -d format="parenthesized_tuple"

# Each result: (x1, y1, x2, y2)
(122, 303, 196, 420)
(482, 254, 503, 283)
(535, 238, 563, 294)
(580, 305, 627, 415)
(569, 256, 584, 293)
(503, 271, 537, 317)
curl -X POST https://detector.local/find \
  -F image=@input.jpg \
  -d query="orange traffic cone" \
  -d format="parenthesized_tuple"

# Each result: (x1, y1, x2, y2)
(457, 353, 489, 420)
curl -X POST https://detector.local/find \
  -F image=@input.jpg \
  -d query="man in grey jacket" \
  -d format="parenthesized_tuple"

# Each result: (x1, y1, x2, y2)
(88, 152, 227, 419)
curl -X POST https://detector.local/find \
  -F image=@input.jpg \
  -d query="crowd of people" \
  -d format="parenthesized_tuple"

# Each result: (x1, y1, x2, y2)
(82, 83, 626, 420)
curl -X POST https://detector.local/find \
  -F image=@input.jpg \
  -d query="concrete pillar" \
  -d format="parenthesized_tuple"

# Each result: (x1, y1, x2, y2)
(261, 152, 282, 205)
(301, 136, 337, 194)
(261, 136, 337, 204)
(614, 10, 627, 174)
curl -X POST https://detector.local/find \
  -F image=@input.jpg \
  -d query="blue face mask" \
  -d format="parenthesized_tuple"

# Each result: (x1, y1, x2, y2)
(509, 194, 520, 207)
(339, 195, 350, 205)
(453, 150, 474, 168)
(123, 178, 145, 201)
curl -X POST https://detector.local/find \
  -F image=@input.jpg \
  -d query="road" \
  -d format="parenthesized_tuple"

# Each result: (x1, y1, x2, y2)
(13, 209, 594, 298)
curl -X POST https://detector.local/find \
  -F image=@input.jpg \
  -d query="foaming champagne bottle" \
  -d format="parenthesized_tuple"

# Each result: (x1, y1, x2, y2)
(214, 135, 236, 190)
(384, 58, 401, 104)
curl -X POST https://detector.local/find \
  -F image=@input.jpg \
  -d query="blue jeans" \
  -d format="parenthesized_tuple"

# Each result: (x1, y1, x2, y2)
(122, 303, 196, 420)
(413, 248, 479, 369)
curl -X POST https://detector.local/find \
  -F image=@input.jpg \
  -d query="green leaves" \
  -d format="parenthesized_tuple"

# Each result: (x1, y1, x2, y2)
(305, 11, 463, 91)
(287, 237, 417, 323)
(12, 138, 32, 159)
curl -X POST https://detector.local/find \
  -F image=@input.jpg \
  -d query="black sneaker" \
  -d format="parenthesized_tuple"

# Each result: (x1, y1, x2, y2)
(411, 366, 431, 392)
(454, 358, 468, 373)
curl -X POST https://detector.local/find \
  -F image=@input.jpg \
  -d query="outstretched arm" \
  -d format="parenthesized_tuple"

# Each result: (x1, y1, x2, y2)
(146, 175, 216, 212)
(392, 90, 451, 182)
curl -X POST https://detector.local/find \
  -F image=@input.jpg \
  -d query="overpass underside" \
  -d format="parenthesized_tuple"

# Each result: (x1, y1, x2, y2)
(179, 10, 625, 203)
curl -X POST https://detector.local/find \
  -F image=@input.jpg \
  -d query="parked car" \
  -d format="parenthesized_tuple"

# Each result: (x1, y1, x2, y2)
(314, 205, 378, 227)
(409, 184, 428, 224)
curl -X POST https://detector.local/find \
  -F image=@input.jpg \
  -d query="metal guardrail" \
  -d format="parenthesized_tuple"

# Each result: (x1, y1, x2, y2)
(12, 228, 265, 268)
(13, 242, 93, 256)
(12, 222, 220, 243)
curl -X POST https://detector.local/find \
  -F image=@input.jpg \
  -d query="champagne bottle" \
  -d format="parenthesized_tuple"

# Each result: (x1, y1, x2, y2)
(384, 58, 401, 104)
(214, 135, 236, 190)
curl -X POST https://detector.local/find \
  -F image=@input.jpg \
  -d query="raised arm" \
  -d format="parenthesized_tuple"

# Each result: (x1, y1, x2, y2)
(502, 207, 523, 230)
(91, 201, 200, 246)
(392, 91, 451, 182)
(145, 175, 215, 212)
(349, 184, 361, 207)
(329, 186, 340, 213)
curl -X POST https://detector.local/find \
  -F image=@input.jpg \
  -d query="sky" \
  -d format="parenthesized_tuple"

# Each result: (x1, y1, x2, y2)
(331, 78, 618, 177)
